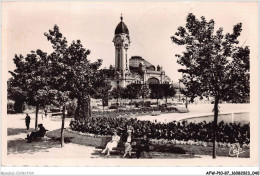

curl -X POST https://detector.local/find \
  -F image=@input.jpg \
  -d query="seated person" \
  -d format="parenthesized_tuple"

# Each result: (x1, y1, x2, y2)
(101, 130, 120, 157)
(26, 124, 48, 143)
(136, 134, 150, 159)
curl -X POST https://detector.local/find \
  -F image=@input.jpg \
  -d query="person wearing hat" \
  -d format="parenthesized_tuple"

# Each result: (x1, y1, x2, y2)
(25, 124, 48, 143)
(101, 130, 120, 157)
(25, 114, 31, 130)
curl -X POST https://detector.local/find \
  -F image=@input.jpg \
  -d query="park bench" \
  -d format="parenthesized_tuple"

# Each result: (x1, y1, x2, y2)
(102, 136, 143, 155)
(26, 129, 49, 142)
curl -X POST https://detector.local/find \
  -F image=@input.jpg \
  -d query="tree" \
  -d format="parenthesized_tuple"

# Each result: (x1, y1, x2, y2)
(139, 84, 151, 105)
(171, 13, 250, 158)
(94, 69, 113, 112)
(124, 83, 141, 108)
(111, 85, 124, 109)
(7, 78, 27, 113)
(44, 25, 103, 121)
(44, 25, 104, 146)
(162, 84, 176, 104)
(97, 81, 112, 112)
(9, 50, 50, 129)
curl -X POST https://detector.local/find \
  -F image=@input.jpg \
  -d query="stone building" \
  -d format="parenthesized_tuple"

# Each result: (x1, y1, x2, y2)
(109, 15, 171, 88)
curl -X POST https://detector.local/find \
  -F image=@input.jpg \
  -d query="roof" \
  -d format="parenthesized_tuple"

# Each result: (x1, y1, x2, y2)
(115, 15, 129, 35)
(129, 56, 154, 68)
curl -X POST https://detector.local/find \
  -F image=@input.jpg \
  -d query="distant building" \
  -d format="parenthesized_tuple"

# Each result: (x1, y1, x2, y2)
(109, 15, 172, 88)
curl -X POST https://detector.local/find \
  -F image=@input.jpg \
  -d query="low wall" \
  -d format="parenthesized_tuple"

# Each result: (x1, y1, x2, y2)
(179, 112, 249, 124)
(46, 129, 111, 147)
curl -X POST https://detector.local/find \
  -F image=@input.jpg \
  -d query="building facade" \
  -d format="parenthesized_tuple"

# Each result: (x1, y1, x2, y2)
(109, 15, 172, 88)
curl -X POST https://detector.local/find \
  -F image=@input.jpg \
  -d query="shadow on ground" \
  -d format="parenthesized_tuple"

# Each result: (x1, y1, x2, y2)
(8, 128, 35, 136)
(91, 147, 200, 159)
(8, 138, 60, 155)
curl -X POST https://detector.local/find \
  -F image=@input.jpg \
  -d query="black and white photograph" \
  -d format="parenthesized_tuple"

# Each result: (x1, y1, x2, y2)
(1, 1, 258, 170)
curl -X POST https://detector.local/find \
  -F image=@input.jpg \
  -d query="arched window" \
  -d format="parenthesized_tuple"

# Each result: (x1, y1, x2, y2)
(148, 77, 160, 84)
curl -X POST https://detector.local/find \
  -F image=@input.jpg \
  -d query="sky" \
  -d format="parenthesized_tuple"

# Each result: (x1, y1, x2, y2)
(2, 1, 258, 83)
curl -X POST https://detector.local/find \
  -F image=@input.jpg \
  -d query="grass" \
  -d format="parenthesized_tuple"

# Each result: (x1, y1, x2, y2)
(8, 138, 60, 155)
(8, 128, 35, 136)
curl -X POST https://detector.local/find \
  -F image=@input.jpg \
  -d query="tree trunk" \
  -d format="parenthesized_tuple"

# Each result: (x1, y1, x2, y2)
(87, 95, 92, 118)
(185, 96, 188, 108)
(75, 97, 81, 120)
(34, 104, 39, 129)
(75, 93, 92, 120)
(116, 97, 119, 112)
(131, 98, 133, 109)
(22, 102, 24, 114)
(143, 94, 145, 107)
(212, 96, 219, 159)
(61, 105, 65, 147)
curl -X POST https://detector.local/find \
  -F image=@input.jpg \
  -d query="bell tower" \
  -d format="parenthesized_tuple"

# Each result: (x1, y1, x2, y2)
(113, 14, 130, 87)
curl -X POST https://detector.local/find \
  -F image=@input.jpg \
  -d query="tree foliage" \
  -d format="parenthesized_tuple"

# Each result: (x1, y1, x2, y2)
(44, 25, 103, 120)
(8, 25, 105, 146)
(111, 85, 124, 106)
(171, 13, 250, 158)
(9, 50, 51, 128)
(171, 13, 249, 102)
(123, 83, 142, 104)
(161, 84, 176, 103)
(140, 84, 151, 100)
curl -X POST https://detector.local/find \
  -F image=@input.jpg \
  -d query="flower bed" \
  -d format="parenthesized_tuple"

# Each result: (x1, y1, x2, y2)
(69, 116, 250, 146)
(46, 128, 250, 157)
(92, 106, 178, 116)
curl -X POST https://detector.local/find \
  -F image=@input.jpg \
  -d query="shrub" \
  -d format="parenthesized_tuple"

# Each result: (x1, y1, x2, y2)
(7, 100, 14, 111)
(50, 107, 61, 113)
(109, 105, 117, 109)
(144, 101, 151, 107)
(69, 116, 250, 146)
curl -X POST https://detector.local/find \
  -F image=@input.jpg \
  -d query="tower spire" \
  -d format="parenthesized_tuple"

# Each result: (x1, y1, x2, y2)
(120, 13, 123, 21)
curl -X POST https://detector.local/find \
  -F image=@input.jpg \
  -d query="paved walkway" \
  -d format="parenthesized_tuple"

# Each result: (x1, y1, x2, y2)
(136, 104, 250, 123)
(6, 104, 249, 161)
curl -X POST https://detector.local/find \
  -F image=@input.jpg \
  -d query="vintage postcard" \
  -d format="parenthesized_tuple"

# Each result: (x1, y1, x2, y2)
(1, 1, 259, 168)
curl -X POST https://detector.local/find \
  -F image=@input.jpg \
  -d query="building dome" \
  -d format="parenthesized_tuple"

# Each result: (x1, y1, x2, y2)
(115, 15, 129, 35)
(129, 56, 153, 68)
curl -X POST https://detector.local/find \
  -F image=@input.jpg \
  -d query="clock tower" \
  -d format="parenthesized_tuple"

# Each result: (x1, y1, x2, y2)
(113, 14, 130, 87)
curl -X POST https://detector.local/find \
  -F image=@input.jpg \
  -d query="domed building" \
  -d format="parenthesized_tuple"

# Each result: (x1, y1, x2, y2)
(109, 15, 172, 88)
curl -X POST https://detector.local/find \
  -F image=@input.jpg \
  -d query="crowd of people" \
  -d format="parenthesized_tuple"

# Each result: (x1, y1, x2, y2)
(69, 116, 250, 146)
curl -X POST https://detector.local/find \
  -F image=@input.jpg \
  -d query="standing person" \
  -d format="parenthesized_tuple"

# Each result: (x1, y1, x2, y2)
(44, 108, 48, 118)
(25, 114, 31, 130)
(123, 130, 133, 158)
(101, 131, 120, 157)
